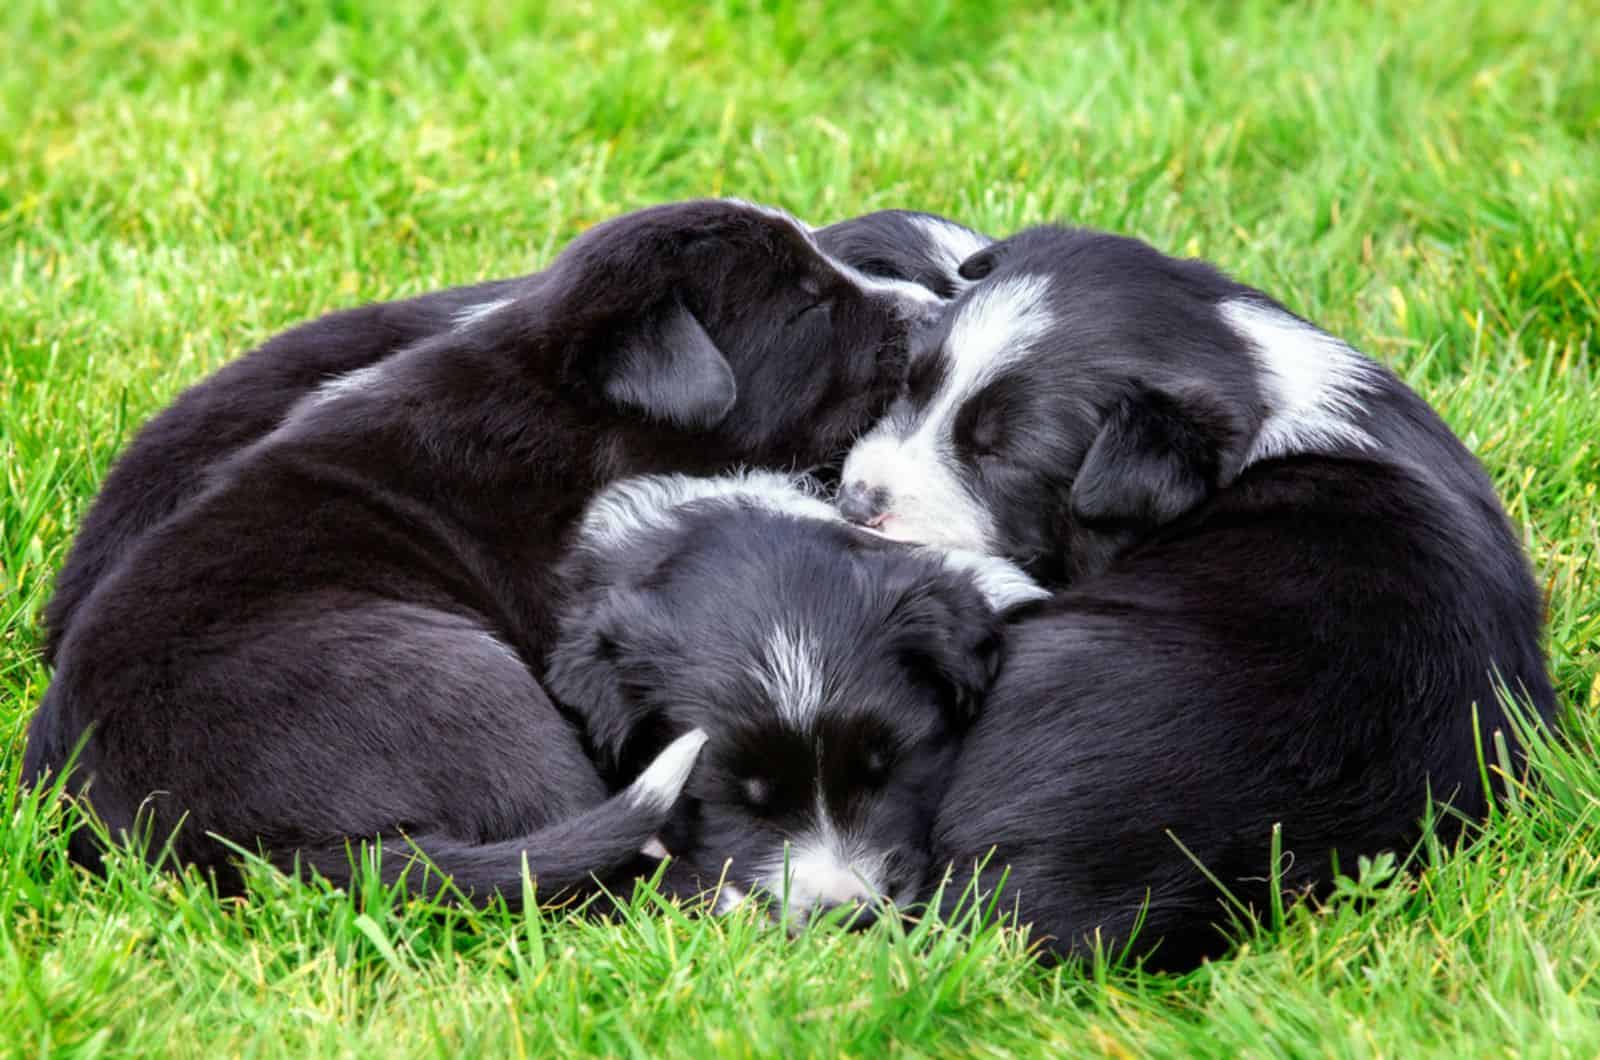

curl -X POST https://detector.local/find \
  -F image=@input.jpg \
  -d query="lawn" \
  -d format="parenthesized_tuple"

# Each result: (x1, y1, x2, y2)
(3, 0, 1598, 1054)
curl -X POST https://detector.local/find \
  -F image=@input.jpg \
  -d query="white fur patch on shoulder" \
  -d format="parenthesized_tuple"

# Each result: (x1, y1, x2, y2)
(1222, 299, 1381, 464)
(575, 470, 840, 554)
(932, 548, 1050, 611)
(754, 624, 826, 728)
(452, 297, 513, 329)
(909, 215, 992, 275)
(626, 728, 709, 812)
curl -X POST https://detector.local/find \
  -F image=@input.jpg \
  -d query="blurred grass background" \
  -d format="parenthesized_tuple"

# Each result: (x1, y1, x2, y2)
(3, 0, 1598, 1054)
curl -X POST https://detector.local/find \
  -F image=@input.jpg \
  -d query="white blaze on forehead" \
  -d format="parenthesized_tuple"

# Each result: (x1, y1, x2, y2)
(1222, 300, 1380, 464)
(755, 624, 826, 728)
(839, 274, 1057, 552)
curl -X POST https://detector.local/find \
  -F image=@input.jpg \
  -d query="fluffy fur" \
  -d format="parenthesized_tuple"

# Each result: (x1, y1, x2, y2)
(23, 199, 943, 901)
(545, 470, 1041, 923)
(837, 225, 1558, 967)
(41, 207, 986, 665)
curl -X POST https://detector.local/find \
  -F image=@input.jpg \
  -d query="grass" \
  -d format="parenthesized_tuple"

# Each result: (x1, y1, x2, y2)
(3, 0, 1598, 1053)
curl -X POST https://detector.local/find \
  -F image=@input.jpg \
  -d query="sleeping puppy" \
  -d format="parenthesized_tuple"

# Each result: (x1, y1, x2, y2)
(545, 471, 1043, 924)
(23, 199, 946, 903)
(837, 226, 1558, 967)
(40, 208, 990, 665)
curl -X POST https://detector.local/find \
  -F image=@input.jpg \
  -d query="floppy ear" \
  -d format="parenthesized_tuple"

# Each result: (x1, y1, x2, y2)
(957, 245, 1003, 281)
(602, 300, 738, 430)
(1069, 383, 1245, 531)
(544, 587, 676, 783)
(885, 564, 1004, 726)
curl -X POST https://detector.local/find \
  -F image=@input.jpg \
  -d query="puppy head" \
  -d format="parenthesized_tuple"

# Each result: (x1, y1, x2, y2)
(517, 199, 952, 472)
(546, 482, 1014, 923)
(813, 209, 992, 301)
(836, 226, 1380, 580)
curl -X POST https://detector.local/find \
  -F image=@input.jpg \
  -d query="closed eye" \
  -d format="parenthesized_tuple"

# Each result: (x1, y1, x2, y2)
(788, 300, 833, 326)
(855, 257, 911, 282)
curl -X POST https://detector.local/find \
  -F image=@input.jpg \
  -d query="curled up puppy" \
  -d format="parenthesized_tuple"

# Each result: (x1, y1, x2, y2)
(24, 199, 946, 904)
(545, 471, 1045, 925)
(837, 225, 1558, 966)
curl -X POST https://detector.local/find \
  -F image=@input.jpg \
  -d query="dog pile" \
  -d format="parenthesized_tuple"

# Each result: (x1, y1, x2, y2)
(25, 200, 1555, 968)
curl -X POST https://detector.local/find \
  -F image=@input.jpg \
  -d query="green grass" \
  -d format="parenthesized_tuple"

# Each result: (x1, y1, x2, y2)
(3, 0, 1598, 1054)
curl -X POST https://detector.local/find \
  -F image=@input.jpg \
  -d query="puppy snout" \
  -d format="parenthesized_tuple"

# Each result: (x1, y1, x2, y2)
(838, 482, 889, 527)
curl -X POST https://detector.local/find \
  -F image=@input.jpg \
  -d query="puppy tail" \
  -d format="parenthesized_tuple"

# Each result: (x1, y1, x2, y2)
(286, 728, 709, 909)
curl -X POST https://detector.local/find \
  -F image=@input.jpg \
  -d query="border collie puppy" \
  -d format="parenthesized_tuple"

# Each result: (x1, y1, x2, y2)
(837, 226, 1558, 967)
(23, 199, 947, 903)
(545, 471, 1044, 924)
(40, 207, 989, 665)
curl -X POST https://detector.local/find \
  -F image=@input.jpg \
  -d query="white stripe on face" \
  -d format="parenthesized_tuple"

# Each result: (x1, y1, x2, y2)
(754, 624, 826, 729)
(840, 274, 1056, 552)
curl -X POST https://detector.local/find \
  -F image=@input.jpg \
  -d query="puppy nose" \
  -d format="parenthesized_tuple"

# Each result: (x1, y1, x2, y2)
(838, 482, 888, 527)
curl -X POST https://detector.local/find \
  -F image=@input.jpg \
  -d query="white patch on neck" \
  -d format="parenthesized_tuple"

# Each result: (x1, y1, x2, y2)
(839, 274, 1056, 552)
(1222, 300, 1381, 464)
(452, 297, 513, 329)
(625, 728, 709, 812)
(755, 625, 826, 728)
(575, 470, 840, 555)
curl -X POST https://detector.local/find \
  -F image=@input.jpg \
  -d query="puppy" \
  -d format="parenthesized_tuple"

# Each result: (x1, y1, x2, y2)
(41, 208, 989, 665)
(23, 199, 945, 902)
(837, 226, 1558, 967)
(545, 471, 1043, 924)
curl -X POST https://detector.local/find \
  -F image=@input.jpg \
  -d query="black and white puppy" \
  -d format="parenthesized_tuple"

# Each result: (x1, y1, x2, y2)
(545, 471, 1043, 923)
(838, 226, 1558, 967)
(40, 208, 989, 665)
(23, 199, 947, 902)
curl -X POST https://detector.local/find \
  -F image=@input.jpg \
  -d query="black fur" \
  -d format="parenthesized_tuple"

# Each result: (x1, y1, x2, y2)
(41, 207, 985, 664)
(545, 479, 1005, 918)
(842, 226, 1557, 967)
(23, 199, 931, 901)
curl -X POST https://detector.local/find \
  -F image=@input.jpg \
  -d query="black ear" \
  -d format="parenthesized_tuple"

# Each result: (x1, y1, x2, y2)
(544, 587, 675, 782)
(1069, 384, 1244, 531)
(886, 563, 1004, 726)
(957, 245, 1001, 281)
(603, 301, 737, 430)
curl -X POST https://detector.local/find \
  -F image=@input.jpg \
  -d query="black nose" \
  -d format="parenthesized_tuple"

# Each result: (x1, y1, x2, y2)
(838, 482, 888, 526)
